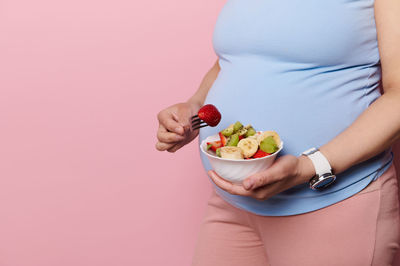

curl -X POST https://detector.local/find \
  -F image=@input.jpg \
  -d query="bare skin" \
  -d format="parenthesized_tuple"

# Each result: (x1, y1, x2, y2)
(156, 0, 400, 200)
(155, 60, 220, 153)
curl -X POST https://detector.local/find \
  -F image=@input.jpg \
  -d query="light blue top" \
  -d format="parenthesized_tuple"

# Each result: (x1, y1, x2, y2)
(199, 0, 394, 216)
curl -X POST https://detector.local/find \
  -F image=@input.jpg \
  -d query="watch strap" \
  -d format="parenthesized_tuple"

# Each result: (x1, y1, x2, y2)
(302, 148, 333, 176)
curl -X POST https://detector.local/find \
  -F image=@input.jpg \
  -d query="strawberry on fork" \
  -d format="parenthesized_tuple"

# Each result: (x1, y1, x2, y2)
(191, 104, 221, 130)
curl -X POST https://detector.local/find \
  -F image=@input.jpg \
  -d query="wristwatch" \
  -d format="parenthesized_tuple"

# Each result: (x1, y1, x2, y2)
(301, 147, 336, 190)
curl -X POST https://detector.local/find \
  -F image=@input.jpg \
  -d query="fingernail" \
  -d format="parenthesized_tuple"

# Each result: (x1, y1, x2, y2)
(180, 123, 189, 131)
(175, 127, 183, 135)
(243, 179, 254, 190)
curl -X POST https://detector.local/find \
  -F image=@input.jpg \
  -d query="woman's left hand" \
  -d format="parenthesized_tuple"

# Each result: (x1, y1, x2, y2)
(208, 155, 315, 201)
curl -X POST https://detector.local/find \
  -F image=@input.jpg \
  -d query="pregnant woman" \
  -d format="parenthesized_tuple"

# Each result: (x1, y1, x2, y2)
(155, 0, 400, 265)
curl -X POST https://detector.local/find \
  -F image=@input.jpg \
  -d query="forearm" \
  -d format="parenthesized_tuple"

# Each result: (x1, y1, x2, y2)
(294, 0, 400, 183)
(319, 89, 400, 175)
(187, 59, 220, 106)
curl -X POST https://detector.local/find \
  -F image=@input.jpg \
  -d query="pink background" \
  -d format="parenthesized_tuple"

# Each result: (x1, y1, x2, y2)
(0, 0, 399, 265)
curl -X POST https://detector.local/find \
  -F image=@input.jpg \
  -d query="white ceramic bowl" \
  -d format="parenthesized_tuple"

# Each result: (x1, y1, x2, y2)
(200, 132, 284, 184)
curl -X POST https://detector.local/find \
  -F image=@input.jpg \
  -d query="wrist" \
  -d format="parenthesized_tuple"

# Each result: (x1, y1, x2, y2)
(186, 97, 203, 109)
(296, 155, 316, 184)
(318, 145, 338, 174)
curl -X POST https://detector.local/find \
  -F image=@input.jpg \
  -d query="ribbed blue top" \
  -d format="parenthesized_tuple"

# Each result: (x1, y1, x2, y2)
(198, 0, 393, 216)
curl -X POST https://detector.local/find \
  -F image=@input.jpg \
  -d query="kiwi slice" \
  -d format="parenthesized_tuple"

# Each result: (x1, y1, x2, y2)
(216, 148, 221, 157)
(245, 127, 256, 137)
(221, 124, 234, 137)
(227, 133, 240, 147)
(238, 127, 248, 136)
(260, 136, 278, 153)
(233, 121, 243, 133)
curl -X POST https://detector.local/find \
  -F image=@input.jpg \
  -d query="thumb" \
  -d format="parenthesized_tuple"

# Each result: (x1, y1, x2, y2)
(243, 156, 292, 190)
(172, 111, 191, 133)
(243, 169, 279, 190)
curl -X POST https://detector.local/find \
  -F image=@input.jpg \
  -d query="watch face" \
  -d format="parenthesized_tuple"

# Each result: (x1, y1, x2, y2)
(313, 175, 336, 189)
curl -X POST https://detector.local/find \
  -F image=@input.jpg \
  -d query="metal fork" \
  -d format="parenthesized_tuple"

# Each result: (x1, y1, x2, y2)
(190, 115, 208, 130)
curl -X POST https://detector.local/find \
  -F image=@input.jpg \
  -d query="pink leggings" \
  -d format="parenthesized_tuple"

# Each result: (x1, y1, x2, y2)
(192, 164, 400, 266)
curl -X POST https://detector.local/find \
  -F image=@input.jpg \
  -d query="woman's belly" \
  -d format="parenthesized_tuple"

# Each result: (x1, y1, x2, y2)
(198, 56, 392, 199)
(200, 57, 381, 159)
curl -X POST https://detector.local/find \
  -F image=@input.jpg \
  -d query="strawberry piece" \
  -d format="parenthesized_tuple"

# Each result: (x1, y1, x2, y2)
(197, 104, 221, 127)
(251, 150, 271, 158)
(206, 141, 222, 152)
(218, 132, 227, 146)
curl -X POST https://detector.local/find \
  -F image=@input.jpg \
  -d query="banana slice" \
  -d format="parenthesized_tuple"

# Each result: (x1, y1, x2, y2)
(256, 131, 281, 147)
(237, 138, 259, 158)
(247, 135, 258, 141)
(219, 146, 244, 160)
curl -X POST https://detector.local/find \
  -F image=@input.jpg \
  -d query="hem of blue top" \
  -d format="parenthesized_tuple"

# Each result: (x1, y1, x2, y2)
(211, 151, 394, 217)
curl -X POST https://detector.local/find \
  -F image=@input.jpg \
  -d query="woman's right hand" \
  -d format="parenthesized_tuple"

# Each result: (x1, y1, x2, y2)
(155, 101, 202, 153)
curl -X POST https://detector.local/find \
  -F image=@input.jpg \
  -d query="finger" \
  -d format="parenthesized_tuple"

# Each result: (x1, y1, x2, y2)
(172, 111, 191, 133)
(252, 180, 289, 201)
(167, 142, 185, 153)
(157, 124, 185, 143)
(208, 170, 252, 196)
(158, 111, 184, 135)
(155, 141, 175, 151)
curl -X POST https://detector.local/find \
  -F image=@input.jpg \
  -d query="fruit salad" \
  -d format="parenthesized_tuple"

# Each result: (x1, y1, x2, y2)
(206, 121, 281, 160)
